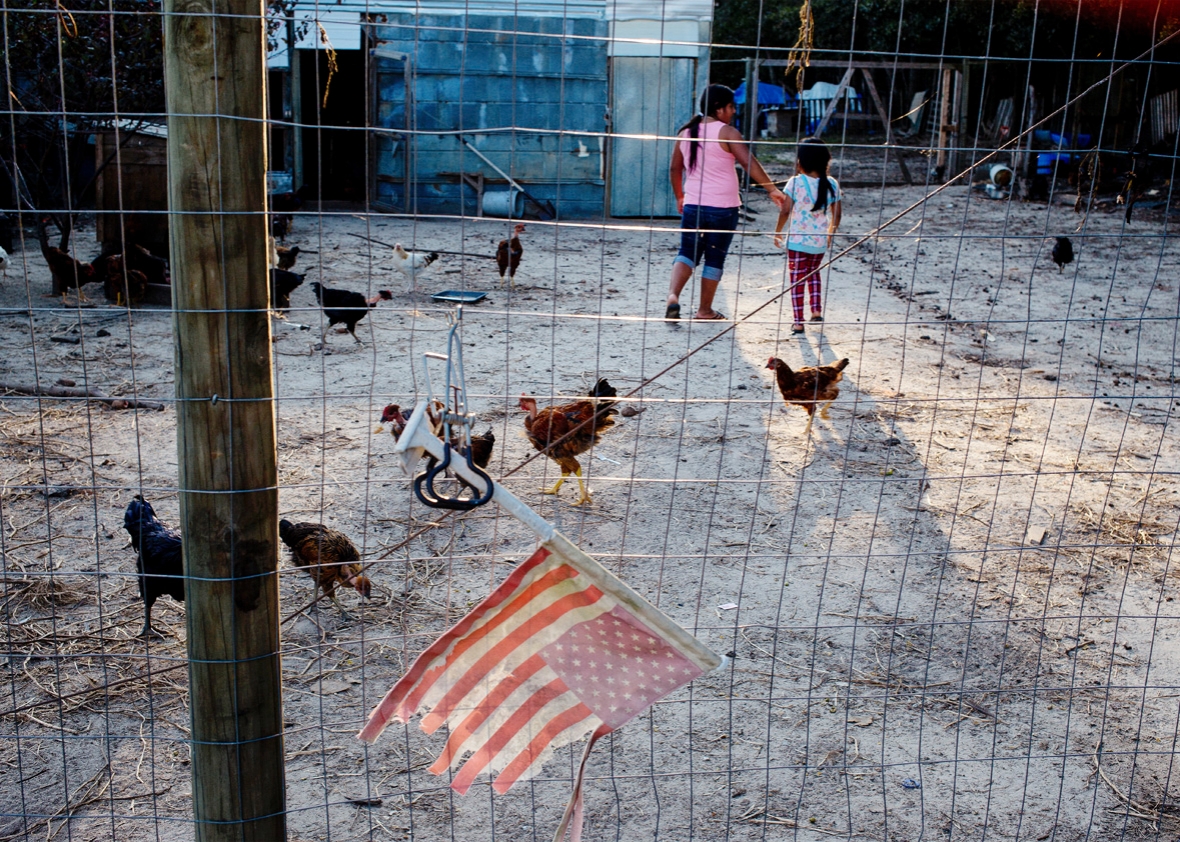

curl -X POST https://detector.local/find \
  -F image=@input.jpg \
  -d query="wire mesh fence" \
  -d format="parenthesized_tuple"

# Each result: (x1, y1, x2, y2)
(2, 0, 1179, 839)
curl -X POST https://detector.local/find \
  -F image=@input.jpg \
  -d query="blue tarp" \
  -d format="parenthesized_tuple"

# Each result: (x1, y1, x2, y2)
(733, 81, 797, 108)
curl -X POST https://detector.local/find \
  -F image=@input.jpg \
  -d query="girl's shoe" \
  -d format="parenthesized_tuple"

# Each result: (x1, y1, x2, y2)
(810, 314, 823, 322)
(791, 324, 805, 334)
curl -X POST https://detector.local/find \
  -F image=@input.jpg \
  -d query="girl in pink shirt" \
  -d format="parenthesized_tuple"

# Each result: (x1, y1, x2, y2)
(665, 85, 786, 321)
(774, 138, 842, 334)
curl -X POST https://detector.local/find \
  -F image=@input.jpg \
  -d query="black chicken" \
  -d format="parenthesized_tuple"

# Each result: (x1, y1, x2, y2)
(123, 496, 185, 638)
(310, 282, 393, 344)
(125, 244, 169, 286)
(271, 268, 304, 315)
(270, 189, 305, 242)
(1051, 237, 1074, 273)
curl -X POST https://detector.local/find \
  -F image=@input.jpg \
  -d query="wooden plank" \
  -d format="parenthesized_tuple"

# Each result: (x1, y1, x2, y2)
(936, 67, 952, 171)
(163, 0, 285, 838)
(858, 69, 913, 184)
(812, 66, 856, 138)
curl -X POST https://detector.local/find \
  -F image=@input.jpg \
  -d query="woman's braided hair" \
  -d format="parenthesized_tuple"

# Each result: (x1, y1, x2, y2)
(678, 84, 736, 171)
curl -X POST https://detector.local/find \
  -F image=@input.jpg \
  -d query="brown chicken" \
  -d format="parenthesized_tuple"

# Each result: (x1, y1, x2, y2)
(39, 218, 96, 298)
(377, 403, 495, 469)
(97, 254, 148, 305)
(766, 357, 850, 437)
(278, 519, 371, 614)
(496, 223, 525, 287)
(519, 378, 617, 506)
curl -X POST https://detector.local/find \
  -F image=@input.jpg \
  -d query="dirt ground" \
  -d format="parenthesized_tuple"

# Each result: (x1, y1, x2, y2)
(1, 144, 1178, 841)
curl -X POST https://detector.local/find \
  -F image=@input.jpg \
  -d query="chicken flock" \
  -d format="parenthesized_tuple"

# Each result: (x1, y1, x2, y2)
(35, 141, 1161, 640)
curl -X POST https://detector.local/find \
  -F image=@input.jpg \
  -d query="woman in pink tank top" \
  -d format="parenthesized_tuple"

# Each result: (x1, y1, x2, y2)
(664, 85, 786, 321)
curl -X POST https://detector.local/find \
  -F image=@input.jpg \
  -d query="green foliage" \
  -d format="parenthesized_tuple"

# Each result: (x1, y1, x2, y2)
(714, 0, 1177, 69)
(2, 0, 301, 210)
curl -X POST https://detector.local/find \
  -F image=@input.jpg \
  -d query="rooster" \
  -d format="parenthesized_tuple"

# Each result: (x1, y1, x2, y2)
(39, 218, 96, 299)
(496, 223, 525, 287)
(278, 520, 370, 615)
(123, 496, 185, 638)
(377, 403, 495, 469)
(270, 268, 304, 315)
(1051, 237, 1074, 274)
(766, 357, 850, 437)
(391, 243, 439, 289)
(310, 282, 393, 344)
(519, 379, 618, 506)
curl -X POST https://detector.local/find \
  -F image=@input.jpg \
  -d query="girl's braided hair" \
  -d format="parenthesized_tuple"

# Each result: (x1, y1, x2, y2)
(798, 137, 834, 212)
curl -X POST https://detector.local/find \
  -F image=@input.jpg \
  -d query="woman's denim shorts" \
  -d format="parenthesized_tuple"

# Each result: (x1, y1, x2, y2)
(674, 204, 741, 281)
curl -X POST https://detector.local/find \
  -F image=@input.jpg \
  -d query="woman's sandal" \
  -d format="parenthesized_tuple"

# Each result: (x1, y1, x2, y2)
(693, 310, 727, 321)
(664, 302, 681, 320)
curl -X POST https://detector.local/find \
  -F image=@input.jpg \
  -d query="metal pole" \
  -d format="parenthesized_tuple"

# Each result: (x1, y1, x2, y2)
(163, 0, 286, 836)
(743, 58, 756, 140)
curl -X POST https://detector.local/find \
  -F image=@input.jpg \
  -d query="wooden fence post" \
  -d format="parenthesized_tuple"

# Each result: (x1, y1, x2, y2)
(163, 0, 285, 837)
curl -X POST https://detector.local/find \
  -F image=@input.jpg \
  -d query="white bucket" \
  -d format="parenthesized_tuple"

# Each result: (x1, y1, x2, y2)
(482, 188, 524, 218)
(989, 164, 1013, 188)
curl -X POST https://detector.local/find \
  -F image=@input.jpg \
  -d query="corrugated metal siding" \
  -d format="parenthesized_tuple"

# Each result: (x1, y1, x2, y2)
(373, 13, 609, 217)
(609, 56, 696, 217)
(608, 0, 711, 20)
(291, 0, 605, 19)
(284, 0, 709, 20)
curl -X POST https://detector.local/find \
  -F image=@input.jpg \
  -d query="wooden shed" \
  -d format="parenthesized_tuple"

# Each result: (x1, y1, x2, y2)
(94, 123, 169, 253)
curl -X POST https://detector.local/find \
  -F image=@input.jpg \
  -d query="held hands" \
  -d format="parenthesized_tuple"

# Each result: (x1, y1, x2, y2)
(768, 187, 787, 211)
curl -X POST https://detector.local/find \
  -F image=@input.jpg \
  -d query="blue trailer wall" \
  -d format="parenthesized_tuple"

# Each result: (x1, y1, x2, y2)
(373, 14, 608, 218)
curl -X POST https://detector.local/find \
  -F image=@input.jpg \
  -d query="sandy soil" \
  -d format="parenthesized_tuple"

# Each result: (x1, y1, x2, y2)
(1, 146, 1178, 841)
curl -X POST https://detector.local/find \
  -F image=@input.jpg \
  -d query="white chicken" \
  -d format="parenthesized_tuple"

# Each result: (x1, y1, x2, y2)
(0, 244, 9, 279)
(392, 243, 439, 289)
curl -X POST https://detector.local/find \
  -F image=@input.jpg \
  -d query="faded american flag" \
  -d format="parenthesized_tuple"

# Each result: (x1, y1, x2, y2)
(358, 533, 721, 795)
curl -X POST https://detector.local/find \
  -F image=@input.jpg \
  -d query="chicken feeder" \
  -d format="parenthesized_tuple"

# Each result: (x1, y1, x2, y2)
(989, 164, 1013, 188)
(482, 188, 524, 219)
